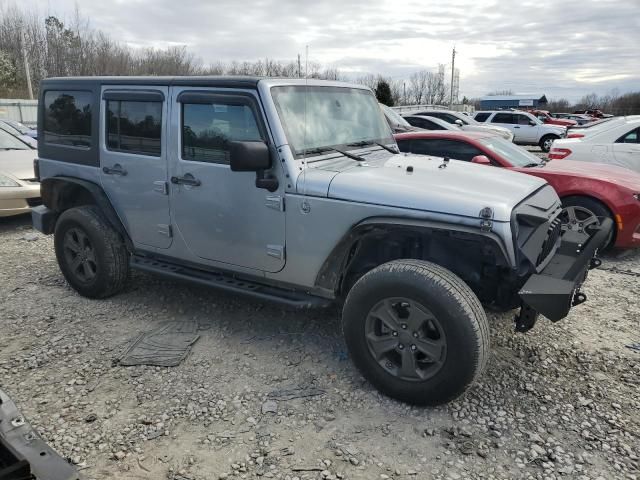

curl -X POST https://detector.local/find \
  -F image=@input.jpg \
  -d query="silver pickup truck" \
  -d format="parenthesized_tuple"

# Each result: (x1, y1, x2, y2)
(31, 77, 610, 405)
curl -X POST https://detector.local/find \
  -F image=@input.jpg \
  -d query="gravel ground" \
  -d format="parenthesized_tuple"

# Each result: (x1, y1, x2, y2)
(1, 212, 638, 480)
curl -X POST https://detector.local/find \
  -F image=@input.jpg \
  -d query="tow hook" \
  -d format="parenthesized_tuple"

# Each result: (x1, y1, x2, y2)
(572, 291, 587, 306)
(589, 257, 602, 270)
(514, 303, 538, 333)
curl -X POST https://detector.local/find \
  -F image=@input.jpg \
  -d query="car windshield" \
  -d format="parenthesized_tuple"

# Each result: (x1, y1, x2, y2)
(381, 104, 412, 128)
(478, 136, 542, 167)
(271, 85, 393, 156)
(0, 128, 31, 150)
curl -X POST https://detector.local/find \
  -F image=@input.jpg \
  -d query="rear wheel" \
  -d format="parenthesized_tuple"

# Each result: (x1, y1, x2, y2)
(342, 259, 489, 405)
(54, 205, 129, 298)
(560, 196, 615, 250)
(539, 134, 558, 152)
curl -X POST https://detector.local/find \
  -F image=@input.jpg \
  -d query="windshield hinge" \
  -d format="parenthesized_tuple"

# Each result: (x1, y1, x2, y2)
(265, 195, 284, 212)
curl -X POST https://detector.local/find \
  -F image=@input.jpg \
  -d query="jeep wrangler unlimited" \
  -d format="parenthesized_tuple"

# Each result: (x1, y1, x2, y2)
(31, 77, 610, 405)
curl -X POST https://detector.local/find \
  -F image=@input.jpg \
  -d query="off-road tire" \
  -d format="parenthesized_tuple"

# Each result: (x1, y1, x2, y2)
(54, 205, 129, 298)
(561, 196, 615, 250)
(342, 259, 489, 406)
(539, 134, 558, 152)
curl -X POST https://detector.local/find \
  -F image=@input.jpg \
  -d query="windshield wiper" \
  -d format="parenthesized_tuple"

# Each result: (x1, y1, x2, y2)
(347, 140, 398, 154)
(305, 146, 365, 162)
(522, 162, 541, 168)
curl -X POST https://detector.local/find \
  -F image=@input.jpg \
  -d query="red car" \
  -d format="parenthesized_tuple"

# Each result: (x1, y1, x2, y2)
(527, 110, 577, 127)
(395, 131, 640, 249)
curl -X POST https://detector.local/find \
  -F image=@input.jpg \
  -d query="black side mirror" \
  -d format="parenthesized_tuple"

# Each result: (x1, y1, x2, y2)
(229, 141, 271, 172)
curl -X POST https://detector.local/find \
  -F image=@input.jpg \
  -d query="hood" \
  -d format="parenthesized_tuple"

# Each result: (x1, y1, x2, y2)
(547, 118, 577, 127)
(0, 149, 37, 180)
(540, 160, 640, 191)
(302, 151, 549, 222)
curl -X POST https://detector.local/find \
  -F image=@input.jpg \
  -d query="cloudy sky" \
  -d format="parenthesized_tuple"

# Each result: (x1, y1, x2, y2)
(22, 0, 640, 101)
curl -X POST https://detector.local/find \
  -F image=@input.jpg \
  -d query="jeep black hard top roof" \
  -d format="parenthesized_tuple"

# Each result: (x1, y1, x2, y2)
(40, 76, 263, 89)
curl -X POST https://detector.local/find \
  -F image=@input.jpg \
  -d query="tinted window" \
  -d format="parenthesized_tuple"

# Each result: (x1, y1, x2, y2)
(182, 103, 262, 163)
(491, 113, 515, 124)
(474, 112, 490, 122)
(412, 139, 483, 161)
(43, 90, 92, 148)
(106, 101, 162, 156)
(406, 117, 443, 130)
(617, 128, 639, 144)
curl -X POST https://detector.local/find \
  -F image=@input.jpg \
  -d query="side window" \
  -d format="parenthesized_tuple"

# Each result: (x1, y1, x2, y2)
(420, 118, 443, 130)
(474, 113, 490, 122)
(412, 139, 482, 161)
(616, 128, 639, 144)
(445, 141, 485, 161)
(517, 114, 533, 125)
(182, 102, 263, 164)
(396, 139, 411, 153)
(106, 101, 162, 156)
(43, 90, 92, 148)
(492, 113, 514, 124)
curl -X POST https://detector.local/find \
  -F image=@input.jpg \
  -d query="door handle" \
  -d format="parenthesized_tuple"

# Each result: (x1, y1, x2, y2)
(102, 164, 127, 176)
(171, 174, 201, 187)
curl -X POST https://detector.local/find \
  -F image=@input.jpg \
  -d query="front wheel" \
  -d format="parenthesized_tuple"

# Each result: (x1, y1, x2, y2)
(539, 135, 558, 152)
(560, 196, 615, 250)
(342, 259, 489, 406)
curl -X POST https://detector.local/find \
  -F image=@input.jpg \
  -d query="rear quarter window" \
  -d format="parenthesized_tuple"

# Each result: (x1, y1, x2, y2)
(43, 90, 92, 148)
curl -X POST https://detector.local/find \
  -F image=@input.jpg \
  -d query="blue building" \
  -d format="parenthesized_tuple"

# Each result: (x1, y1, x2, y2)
(479, 94, 548, 111)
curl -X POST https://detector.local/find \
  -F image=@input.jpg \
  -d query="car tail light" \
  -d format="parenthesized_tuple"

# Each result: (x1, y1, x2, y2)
(567, 133, 584, 138)
(548, 148, 572, 160)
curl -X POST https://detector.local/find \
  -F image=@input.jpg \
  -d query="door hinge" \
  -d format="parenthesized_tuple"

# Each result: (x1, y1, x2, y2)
(153, 181, 169, 195)
(158, 224, 172, 237)
(265, 195, 285, 212)
(266, 244, 285, 260)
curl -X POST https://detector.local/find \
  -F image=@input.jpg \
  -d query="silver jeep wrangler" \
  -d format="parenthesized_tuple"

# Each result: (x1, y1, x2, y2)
(31, 77, 610, 405)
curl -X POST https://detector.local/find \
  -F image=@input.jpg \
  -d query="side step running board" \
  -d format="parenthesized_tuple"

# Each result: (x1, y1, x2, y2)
(130, 256, 332, 309)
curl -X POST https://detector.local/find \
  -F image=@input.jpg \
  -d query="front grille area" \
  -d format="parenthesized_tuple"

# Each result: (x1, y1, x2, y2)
(536, 217, 562, 266)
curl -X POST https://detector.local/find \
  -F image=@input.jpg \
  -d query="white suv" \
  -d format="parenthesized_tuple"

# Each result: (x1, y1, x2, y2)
(474, 111, 566, 152)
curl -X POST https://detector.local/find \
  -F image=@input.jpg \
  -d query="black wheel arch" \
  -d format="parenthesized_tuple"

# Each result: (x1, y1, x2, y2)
(315, 217, 513, 304)
(41, 176, 132, 250)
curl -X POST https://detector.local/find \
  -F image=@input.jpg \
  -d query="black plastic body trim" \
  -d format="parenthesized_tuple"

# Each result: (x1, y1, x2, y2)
(102, 90, 165, 102)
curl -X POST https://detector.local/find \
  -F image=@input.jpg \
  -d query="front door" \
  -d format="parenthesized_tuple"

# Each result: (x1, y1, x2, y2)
(513, 113, 538, 142)
(612, 127, 640, 172)
(168, 87, 286, 273)
(99, 87, 172, 249)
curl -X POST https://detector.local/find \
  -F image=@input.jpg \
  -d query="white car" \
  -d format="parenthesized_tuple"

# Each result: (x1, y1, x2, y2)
(549, 116, 640, 173)
(0, 120, 37, 148)
(0, 129, 40, 217)
(411, 109, 514, 142)
(402, 114, 460, 131)
(474, 110, 566, 152)
(566, 116, 624, 139)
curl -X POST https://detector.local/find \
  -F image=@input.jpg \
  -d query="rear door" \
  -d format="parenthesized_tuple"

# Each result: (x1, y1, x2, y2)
(99, 87, 172, 249)
(612, 127, 640, 172)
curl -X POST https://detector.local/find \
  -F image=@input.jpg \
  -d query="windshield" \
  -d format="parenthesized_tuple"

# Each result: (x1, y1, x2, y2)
(0, 128, 31, 150)
(271, 85, 393, 156)
(478, 136, 542, 167)
(381, 104, 411, 128)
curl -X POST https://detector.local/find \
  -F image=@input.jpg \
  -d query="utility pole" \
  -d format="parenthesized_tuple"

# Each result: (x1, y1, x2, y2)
(449, 46, 456, 108)
(21, 28, 33, 100)
(297, 54, 302, 78)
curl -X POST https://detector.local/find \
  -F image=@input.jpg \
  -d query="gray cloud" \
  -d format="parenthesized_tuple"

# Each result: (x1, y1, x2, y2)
(24, 0, 640, 101)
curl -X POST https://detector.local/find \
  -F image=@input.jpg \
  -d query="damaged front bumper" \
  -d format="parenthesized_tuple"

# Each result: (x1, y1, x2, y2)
(0, 388, 78, 480)
(515, 217, 613, 332)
